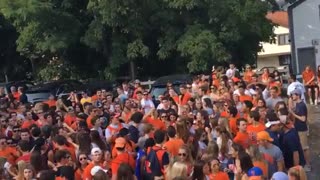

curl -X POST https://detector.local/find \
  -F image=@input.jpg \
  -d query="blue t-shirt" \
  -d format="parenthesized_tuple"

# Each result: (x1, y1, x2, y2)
(294, 101, 308, 132)
(280, 128, 306, 169)
(135, 149, 146, 180)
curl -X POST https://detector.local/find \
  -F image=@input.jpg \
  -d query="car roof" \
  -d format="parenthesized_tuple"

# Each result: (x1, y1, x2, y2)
(27, 80, 83, 92)
(153, 74, 192, 86)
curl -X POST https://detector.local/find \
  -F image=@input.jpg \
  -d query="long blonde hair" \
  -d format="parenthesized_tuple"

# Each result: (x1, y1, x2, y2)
(165, 161, 188, 180)
(16, 161, 34, 180)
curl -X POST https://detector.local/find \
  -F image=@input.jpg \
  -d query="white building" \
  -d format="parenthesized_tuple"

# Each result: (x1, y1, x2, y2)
(257, 11, 291, 69)
(288, 0, 320, 74)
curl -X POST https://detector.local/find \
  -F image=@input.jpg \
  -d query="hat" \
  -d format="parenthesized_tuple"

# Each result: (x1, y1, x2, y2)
(257, 131, 273, 142)
(291, 88, 302, 95)
(115, 137, 126, 148)
(118, 128, 129, 137)
(265, 110, 279, 122)
(91, 166, 108, 176)
(265, 120, 280, 128)
(212, 66, 215, 72)
(248, 167, 263, 180)
(271, 172, 289, 180)
(91, 147, 102, 155)
(134, 79, 141, 84)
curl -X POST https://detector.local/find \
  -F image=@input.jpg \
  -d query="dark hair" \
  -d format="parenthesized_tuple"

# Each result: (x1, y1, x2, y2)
(77, 132, 92, 155)
(30, 151, 44, 173)
(54, 150, 68, 162)
(53, 135, 67, 146)
(192, 160, 206, 180)
(31, 126, 41, 137)
(249, 111, 260, 122)
(203, 98, 213, 109)
(243, 100, 253, 111)
(116, 163, 134, 180)
(257, 98, 266, 108)
(91, 116, 99, 125)
(130, 112, 143, 124)
(228, 106, 238, 117)
(167, 126, 176, 138)
(90, 130, 107, 151)
(39, 170, 56, 180)
(93, 170, 109, 180)
(236, 118, 247, 126)
(18, 140, 31, 152)
(239, 152, 254, 174)
(154, 130, 166, 144)
(290, 74, 297, 81)
(231, 143, 245, 154)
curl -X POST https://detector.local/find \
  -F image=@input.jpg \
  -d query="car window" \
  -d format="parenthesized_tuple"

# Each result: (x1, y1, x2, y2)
(150, 85, 181, 100)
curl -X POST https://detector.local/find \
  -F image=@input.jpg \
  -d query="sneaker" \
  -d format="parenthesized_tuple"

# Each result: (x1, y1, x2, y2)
(310, 99, 313, 105)
(315, 100, 318, 105)
(304, 165, 312, 172)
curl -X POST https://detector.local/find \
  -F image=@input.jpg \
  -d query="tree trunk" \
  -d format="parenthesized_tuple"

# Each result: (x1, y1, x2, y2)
(130, 60, 135, 81)
(30, 58, 36, 79)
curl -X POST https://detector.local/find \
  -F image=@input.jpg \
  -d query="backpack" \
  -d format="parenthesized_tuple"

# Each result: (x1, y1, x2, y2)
(143, 147, 165, 179)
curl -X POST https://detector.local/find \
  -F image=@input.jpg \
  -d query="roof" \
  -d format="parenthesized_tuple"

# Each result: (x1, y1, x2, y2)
(266, 11, 289, 28)
(153, 74, 192, 86)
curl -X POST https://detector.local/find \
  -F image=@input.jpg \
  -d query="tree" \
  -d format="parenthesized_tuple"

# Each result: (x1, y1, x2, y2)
(0, 0, 83, 79)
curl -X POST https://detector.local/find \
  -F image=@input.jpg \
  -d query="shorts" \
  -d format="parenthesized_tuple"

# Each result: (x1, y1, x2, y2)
(298, 131, 309, 150)
(305, 85, 317, 89)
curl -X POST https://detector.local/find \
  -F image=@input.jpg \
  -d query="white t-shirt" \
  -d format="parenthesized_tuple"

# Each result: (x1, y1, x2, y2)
(226, 68, 235, 79)
(141, 99, 155, 114)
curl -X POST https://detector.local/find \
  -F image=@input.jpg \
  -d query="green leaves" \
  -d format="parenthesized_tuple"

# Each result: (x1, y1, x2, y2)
(0, 0, 274, 80)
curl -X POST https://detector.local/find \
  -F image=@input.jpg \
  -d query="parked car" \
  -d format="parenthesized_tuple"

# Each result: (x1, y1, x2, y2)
(0, 81, 34, 94)
(26, 80, 84, 104)
(82, 79, 117, 96)
(150, 74, 192, 106)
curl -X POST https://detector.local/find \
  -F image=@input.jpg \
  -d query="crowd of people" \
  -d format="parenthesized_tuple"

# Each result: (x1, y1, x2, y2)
(0, 63, 315, 180)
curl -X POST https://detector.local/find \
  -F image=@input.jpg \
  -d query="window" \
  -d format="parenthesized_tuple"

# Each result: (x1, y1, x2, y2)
(279, 55, 291, 65)
(278, 34, 290, 45)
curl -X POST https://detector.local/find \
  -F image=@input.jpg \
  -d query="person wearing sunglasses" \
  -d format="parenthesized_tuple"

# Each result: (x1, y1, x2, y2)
(177, 145, 194, 177)
(209, 159, 229, 180)
(75, 153, 89, 180)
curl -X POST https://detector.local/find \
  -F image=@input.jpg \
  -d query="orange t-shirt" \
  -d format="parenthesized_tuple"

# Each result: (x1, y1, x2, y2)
(163, 138, 185, 157)
(0, 147, 18, 165)
(74, 168, 82, 180)
(229, 117, 238, 136)
(83, 163, 96, 180)
(243, 71, 254, 83)
(233, 131, 250, 149)
(112, 140, 136, 158)
(179, 93, 191, 105)
(253, 161, 268, 177)
(64, 114, 76, 127)
(13, 92, 20, 100)
(145, 117, 166, 131)
(44, 100, 57, 107)
(209, 171, 229, 180)
(302, 70, 315, 85)
(21, 120, 37, 129)
(247, 123, 266, 144)
(239, 95, 252, 102)
(86, 115, 94, 129)
(111, 153, 135, 175)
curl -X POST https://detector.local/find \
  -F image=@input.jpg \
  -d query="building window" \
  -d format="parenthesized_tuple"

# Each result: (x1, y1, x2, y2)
(279, 55, 291, 65)
(278, 34, 290, 45)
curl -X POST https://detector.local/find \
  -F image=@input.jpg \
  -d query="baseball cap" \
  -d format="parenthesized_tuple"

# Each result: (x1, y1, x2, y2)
(118, 128, 129, 137)
(134, 79, 141, 84)
(115, 137, 126, 148)
(271, 172, 289, 180)
(291, 88, 302, 95)
(91, 166, 108, 176)
(248, 167, 263, 180)
(265, 120, 280, 128)
(91, 147, 102, 155)
(257, 131, 273, 142)
(67, 106, 74, 112)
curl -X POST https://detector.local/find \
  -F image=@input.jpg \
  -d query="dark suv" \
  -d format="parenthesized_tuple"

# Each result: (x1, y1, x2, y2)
(150, 74, 192, 105)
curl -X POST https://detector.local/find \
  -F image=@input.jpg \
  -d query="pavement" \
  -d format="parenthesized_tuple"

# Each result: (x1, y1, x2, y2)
(307, 105, 320, 180)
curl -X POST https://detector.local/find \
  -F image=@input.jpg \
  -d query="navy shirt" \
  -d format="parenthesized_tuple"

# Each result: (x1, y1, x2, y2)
(294, 101, 308, 132)
(129, 125, 140, 143)
(280, 128, 305, 169)
(266, 128, 280, 147)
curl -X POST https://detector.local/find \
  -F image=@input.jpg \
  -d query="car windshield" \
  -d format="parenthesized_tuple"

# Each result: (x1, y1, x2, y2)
(150, 85, 181, 100)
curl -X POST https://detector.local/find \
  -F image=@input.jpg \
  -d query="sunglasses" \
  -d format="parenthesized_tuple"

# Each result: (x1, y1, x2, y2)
(178, 153, 187, 157)
(1, 120, 6, 123)
(79, 157, 87, 161)
(224, 104, 228, 107)
(65, 155, 71, 159)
